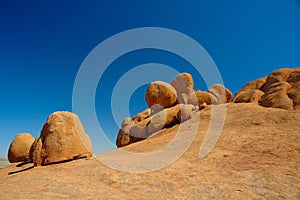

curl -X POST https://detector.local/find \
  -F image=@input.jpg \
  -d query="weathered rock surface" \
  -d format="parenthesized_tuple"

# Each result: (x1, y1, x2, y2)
(233, 89, 264, 104)
(121, 117, 132, 128)
(287, 81, 300, 109)
(7, 133, 34, 163)
(132, 109, 150, 123)
(171, 72, 194, 104)
(208, 84, 232, 104)
(171, 72, 194, 95)
(116, 104, 198, 147)
(1, 103, 299, 199)
(147, 104, 181, 134)
(117, 74, 232, 148)
(188, 90, 213, 106)
(238, 77, 267, 91)
(234, 68, 300, 110)
(31, 111, 93, 166)
(259, 82, 293, 110)
(263, 68, 293, 90)
(145, 81, 177, 109)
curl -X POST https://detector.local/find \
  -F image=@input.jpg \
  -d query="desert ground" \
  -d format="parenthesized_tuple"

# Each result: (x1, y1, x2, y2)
(0, 160, 9, 169)
(0, 103, 299, 199)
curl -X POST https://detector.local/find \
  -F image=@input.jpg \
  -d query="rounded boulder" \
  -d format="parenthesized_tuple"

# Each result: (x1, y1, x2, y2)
(145, 81, 177, 109)
(8, 133, 35, 163)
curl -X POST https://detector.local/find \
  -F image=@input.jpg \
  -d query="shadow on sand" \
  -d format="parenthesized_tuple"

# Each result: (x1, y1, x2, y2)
(8, 160, 34, 175)
(8, 165, 34, 175)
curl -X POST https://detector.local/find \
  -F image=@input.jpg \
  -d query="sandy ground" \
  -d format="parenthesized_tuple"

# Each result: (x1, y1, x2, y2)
(0, 160, 10, 169)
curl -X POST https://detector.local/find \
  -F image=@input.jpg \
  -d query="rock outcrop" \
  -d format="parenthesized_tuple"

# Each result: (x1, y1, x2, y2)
(8, 133, 35, 163)
(1, 103, 299, 199)
(116, 72, 231, 147)
(233, 68, 300, 110)
(233, 89, 264, 104)
(31, 111, 93, 166)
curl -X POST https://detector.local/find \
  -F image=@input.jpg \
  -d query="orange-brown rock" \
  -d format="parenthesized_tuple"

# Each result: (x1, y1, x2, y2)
(145, 81, 177, 109)
(116, 125, 132, 148)
(147, 104, 182, 134)
(177, 104, 197, 122)
(31, 111, 93, 166)
(132, 109, 150, 123)
(171, 72, 194, 93)
(208, 84, 232, 104)
(171, 72, 194, 104)
(188, 90, 213, 106)
(30, 136, 43, 166)
(238, 77, 267, 91)
(116, 103, 199, 147)
(233, 89, 264, 104)
(7, 133, 34, 163)
(233, 68, 300, 110)
(286, 68, 300, 85)
(116, 116, 152, 147)
(262, 68, 293, 90)
(259, 82, 293, 110)
(287, 81, 300, 109)
(121, 117, 132, 128)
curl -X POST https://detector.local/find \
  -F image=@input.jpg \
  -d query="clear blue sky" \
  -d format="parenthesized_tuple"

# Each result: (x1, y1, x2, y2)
(0, 1, 300, 157)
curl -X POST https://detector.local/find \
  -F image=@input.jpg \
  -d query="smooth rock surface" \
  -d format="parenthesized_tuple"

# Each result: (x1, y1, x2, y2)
(8, 133, 34, 163)
(145, 81, 177, 109)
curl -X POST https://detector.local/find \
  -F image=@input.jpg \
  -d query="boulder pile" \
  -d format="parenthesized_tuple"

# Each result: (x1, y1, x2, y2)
(233, 68, 300, 110)
(7, 112, 93, 167)
(116, 72, 232, 147)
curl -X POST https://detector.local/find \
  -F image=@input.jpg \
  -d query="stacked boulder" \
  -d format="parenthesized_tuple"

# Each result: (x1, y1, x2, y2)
(233, 68, 300, 110)
(116, 72, 232, 147)
(8, 112, 93, 167)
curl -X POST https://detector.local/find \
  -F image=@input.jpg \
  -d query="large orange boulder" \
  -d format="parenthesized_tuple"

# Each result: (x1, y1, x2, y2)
(31, 111, 93, 166)
(145, 81, 177, 109)
(8, 133, 35, 163)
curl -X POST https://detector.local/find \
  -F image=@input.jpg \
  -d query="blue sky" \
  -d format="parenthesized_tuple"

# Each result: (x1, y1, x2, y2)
(0, 1, 300, 157)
